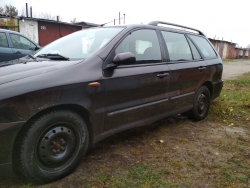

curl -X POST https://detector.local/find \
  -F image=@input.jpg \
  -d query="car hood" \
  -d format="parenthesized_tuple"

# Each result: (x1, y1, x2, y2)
(0, 59, 83, 86)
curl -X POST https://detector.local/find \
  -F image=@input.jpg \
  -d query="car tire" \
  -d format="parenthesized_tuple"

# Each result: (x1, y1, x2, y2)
(188, 86, 210, 121)
(13, 110, 89, 183)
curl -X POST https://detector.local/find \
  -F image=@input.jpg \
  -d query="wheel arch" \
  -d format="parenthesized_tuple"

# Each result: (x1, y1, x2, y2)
(201, 81, 213, 98)
(12, 104, 95, 163)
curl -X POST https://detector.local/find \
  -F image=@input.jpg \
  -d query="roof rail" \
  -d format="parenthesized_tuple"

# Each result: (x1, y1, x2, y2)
(148, 21, 205, 36)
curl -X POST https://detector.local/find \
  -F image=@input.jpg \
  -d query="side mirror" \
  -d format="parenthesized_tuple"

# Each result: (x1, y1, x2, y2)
(103, 52, 136, 70)
(35, 46, 41, 50)
(113, 52, 136, 65)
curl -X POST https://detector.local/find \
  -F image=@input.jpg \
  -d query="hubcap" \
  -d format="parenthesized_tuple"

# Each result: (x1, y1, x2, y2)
(37, 125, 76, 168)
(197, 93, 207, 114)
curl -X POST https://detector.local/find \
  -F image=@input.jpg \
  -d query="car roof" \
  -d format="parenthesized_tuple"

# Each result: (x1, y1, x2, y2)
(97, 21, 203, 37)
(102, 21, 205, 37)
(101, 25, 202, 37)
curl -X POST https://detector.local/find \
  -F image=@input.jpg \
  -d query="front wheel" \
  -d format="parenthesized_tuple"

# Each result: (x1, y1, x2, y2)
(13, 110, 89, 183)
(188, 86, 210, 121)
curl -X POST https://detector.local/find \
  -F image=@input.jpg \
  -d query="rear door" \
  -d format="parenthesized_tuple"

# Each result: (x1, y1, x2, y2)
(160, 31, 207, 112)
(9, 33, 37, 60)
(103, 29, 170, 131)
(0, 32, 14, 63)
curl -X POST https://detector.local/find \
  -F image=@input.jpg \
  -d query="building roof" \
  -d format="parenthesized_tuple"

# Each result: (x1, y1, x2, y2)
(19, 16, 83, 28)
(75, 21, 100, 28)
(208, 38, 237, 45)
(0, 14, 99, 28)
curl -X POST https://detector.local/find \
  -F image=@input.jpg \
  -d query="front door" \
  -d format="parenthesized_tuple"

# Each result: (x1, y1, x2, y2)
(103, 29, 170, 131)
(9, 33, 36, 60)
(0, 32, 13, 63)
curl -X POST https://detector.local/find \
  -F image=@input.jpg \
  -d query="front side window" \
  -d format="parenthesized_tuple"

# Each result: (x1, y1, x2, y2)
(0, 32, 9, 48)
(9, 33, 36, 50)
(115, 29, 162, 64)
(161, 31, 192, 62)
(188, 35, 217, 59)
(34, 27, 124, 60)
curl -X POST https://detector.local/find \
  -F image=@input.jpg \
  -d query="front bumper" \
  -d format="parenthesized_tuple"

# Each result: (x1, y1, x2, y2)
(0, 121, 25, 174)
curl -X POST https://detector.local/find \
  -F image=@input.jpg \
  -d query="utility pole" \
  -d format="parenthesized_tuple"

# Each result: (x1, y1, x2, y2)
(26, 3, 28, 17)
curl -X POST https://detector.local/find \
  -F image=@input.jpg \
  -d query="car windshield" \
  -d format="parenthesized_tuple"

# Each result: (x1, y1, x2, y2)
(34, 27, 124, 60)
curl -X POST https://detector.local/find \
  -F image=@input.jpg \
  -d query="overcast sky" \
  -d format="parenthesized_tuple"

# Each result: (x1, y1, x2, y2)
(1, 0, 249, 47)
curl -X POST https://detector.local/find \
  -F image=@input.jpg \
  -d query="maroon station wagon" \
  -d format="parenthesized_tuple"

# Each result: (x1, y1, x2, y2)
(0, 21, 223, 183)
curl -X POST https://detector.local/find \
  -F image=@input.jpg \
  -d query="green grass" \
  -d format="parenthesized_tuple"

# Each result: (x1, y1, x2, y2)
(222, 58, 249, 62)
(209, 72, 250, 125)
(20, 184, 35, 188)
(222, 58, 235, 62)
(88, 163, 192, 188)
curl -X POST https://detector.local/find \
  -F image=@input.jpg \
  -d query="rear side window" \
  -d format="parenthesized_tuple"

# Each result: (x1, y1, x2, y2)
(188, 35, 217, 59)
(161, 31, 192, 61)
(186, 37, 202, 60)
(0, 32, 9, 48)
(115, 29, 162, 64)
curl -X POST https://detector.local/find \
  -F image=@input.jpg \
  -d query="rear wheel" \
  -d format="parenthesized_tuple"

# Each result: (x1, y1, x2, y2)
(13, 110, 89, 183)
(188, 86, 210, 121)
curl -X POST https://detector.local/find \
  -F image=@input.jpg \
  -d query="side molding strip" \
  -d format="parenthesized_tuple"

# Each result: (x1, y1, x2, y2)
(107, 98, 169, 117)
(170, 92, 195, 100)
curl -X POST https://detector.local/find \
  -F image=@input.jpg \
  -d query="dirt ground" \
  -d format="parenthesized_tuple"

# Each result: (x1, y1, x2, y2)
(222, 59, 250, 79)
(0, 59, 250, 188)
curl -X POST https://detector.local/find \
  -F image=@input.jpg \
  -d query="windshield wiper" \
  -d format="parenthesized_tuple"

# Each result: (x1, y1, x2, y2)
(36, 53, 69, 60)
(27, 54, 38, 61)
(175, 59, 188, 61)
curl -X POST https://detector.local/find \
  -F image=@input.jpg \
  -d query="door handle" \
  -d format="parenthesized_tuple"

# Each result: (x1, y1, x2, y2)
(198, 67, 206, 71)
(14, 51, 22, 55)
(156, 72, 169, 79)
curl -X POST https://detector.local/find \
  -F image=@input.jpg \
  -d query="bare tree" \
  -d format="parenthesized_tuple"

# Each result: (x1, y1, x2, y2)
(70, 18, 77, 23)
(0, 5, 18, 16)
(39, 12, 56, 20)
(0, 7, 3, 14)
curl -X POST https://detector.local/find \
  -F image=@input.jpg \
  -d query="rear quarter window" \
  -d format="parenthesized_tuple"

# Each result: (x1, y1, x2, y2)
(188, 35, 217, 59)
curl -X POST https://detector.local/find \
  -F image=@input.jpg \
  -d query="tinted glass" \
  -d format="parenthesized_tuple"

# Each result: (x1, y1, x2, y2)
(187, 37, 202, 60)
(0, 32, 9, 48)
(34, 28, 123, 60)
(161, 31, 192, 61)
(115, 29, 161, 64)
(188, 35, 217, 59)
(10, 33, 36, 50)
